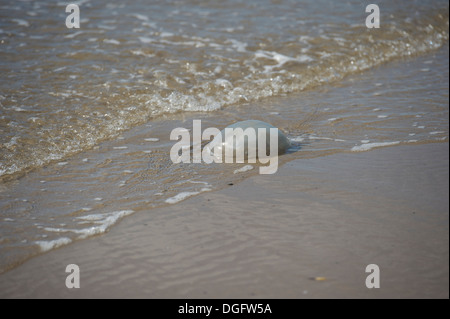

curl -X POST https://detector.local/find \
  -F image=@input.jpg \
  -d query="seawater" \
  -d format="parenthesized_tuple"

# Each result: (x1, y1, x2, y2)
(0, 0, 448, 273)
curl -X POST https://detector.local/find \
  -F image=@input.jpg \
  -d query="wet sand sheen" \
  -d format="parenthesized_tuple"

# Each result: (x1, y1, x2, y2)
(0, 143, 448, 298)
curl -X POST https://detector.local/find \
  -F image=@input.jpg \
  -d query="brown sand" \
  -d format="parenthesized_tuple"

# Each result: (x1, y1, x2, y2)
(0, 143, 448, 298)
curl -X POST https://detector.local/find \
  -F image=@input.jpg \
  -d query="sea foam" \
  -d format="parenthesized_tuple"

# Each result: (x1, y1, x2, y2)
(351, 141, 400, 152)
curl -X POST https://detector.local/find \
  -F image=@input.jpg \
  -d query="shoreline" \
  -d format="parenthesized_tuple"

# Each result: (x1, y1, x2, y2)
(1, 43, 448, 274)
(0, 142, 448, 298)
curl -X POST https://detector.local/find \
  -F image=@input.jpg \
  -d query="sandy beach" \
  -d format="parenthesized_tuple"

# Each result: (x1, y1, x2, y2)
(0, 0, 448, 301)
(0, 142, 448, 299)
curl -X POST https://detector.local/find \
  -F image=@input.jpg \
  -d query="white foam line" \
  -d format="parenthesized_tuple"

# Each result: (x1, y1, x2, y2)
(35, 237, 72, 252)
(165, 191, 199, 204)
(53, 66, 67, 72)
(12, 19, 30, 27)
(234, 165, 254, 174)
(42, 210, 135, 242)
(309, 136, 333, 140)
(289, 136, 305, 142)
(139, 36, 154, 44)
(103, 39, 120, 45)
(255, 50, 313, 73)
(160, 31, 174, 38)
(351, 141, 400, 152)
(165, 188, 211, 204)
(64, 31, 83, 39)
(130, 14, 149, 21)
(309, 136, 345, 142)
(75, 210, 135, 239)
(98, 24, 116, 30)
(131, 49, 155, 57)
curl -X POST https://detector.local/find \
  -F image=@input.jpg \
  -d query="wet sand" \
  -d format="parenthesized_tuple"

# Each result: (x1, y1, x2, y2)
(0, 142, 448, 299)
(1, 43, 448, 275)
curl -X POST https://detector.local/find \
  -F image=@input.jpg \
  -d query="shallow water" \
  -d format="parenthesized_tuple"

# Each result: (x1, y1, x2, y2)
(0, 0, 449, 273)
(1, 0, 448, 178)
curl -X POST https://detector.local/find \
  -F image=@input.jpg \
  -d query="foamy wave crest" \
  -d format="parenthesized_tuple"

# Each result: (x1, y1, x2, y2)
(351, 142, 401, 152)
(33, 210, 135, 254)
(165, 188, 211, 204)
(35, 237, 72, 253)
